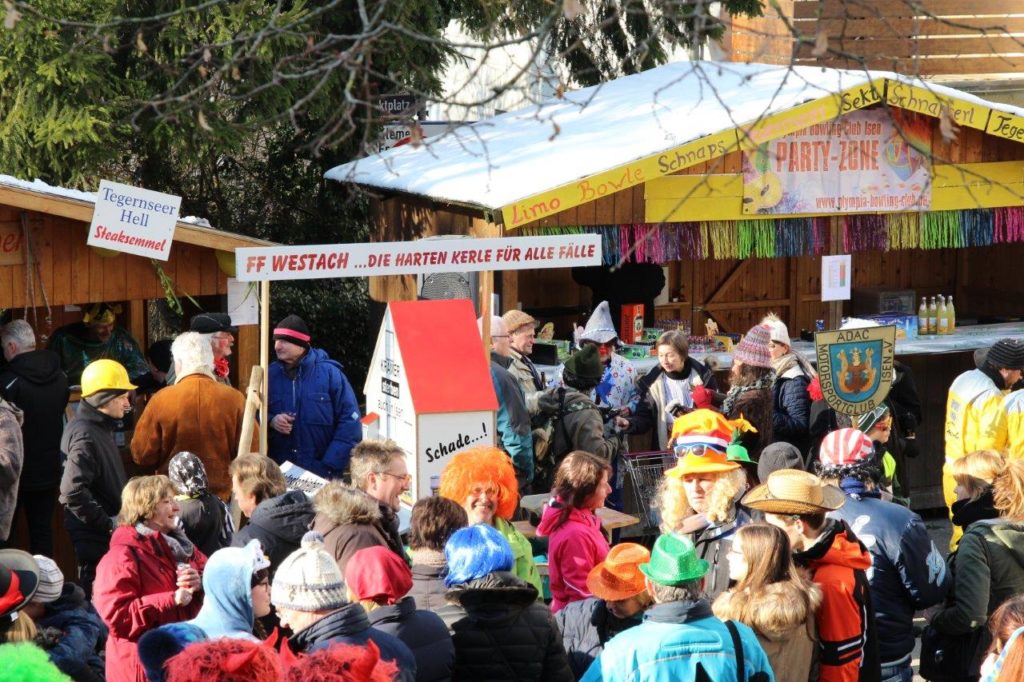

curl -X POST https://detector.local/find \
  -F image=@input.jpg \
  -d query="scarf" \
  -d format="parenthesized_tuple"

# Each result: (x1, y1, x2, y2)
(771, 352, 816, 380)
(721, 371, 774, 415)
(951, 489, 999, 529)
(214, 357, 230, 379)
(408, 548, 447, 568)
(135, 523, 195, 563)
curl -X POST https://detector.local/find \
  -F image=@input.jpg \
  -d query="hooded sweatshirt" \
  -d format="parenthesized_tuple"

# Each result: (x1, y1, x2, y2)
(537, 501, 609, 613)
(0, 348, 69, 490)
(714, 580, 822, 682)
(138, 541, 262, 682)
(232, 489, 315, 571)
(794, 519, 880, 682)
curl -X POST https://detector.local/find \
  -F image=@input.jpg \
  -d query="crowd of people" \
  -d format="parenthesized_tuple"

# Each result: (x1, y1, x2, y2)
(0, 303, 1023, 681)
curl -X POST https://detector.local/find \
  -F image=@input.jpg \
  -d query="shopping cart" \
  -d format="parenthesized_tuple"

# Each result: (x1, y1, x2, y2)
(620, 450, 676, 539)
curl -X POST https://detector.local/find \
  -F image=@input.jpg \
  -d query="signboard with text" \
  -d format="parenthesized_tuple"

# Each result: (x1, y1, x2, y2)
(235, 233, 603, 282)
(87, 180, 181, 260)
(742, 109, 932, 215)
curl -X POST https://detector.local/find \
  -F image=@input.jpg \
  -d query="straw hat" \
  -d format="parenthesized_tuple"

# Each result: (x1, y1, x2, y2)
(502, 310, 537, 335)
(639, 534, 709, 586)
(741, 469, 845, 515)
(586, 543, 651, 602)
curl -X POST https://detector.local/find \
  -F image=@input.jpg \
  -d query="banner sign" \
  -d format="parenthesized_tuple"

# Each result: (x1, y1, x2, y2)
(815, 325, 896, 415)
(742, 109, 932, 215)
(234, 234, 603, 282)
(87, 180, 181, 261)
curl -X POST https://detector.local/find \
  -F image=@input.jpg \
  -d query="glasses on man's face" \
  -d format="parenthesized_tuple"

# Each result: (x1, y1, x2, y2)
(381, 471, 412, 485)
(491, 334, 509, 339)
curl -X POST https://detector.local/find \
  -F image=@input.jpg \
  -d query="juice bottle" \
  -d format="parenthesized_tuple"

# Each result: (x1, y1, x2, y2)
(938, 295, 949, 335)
(929, 296, 938, 335)
(947, 296, 956, 334)
(918, 297, 929, 335)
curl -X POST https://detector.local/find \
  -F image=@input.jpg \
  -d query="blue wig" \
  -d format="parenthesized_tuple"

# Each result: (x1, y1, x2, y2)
(444, 524, 514, 587)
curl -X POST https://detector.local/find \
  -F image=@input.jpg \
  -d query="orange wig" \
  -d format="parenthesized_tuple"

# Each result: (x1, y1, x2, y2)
(438, 446, 519, 521)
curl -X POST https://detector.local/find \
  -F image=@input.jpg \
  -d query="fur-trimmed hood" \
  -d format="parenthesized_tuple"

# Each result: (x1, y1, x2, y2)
(713, 580, 821, 641)
(313, 482, 382, 526)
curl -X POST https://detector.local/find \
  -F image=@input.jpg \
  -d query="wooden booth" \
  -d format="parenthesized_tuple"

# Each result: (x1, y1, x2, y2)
(0, 177, 273, 575)
(327, 61, 1024, 510)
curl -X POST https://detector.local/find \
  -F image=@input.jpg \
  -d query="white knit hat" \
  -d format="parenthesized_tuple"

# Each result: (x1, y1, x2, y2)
(32, 555, 64, 604)
(271, 532, 348, 612)
(761, 315, 791, 347)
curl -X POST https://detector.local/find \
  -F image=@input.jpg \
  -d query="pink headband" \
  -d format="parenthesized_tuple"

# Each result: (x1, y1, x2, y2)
(274, 328, 311, 343)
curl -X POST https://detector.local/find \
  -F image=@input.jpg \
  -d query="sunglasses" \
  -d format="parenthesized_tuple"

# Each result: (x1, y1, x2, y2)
(673, 443, 726, 458)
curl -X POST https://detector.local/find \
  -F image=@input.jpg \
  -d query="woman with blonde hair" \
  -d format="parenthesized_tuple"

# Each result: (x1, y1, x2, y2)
(93, 475, 206, 682)
(713, 523, 821, 682)
(931, 458, 1024, 679)
(537, 451, 613, 612)
(950, 450, 1004, 532)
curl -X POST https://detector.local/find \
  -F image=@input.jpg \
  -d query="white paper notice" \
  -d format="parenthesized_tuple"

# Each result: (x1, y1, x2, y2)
(821, 254, 852, 302)
(227, 278, 259, 326)
(87, 180, 181, 261)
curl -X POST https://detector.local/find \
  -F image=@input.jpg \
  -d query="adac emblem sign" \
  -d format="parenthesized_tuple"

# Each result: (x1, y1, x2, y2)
(815, 325, 896, 415)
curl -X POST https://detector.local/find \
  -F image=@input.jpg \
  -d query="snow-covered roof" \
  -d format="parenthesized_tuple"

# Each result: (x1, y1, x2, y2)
(0, 174, 273, 249)
(325, 61, 1024, 229)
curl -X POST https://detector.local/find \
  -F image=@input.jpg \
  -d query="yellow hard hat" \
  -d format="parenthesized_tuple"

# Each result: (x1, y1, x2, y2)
(80, 359, 137, 397)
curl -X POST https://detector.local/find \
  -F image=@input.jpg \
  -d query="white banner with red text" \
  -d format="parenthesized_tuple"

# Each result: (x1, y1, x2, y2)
(234, 234, 603, 282)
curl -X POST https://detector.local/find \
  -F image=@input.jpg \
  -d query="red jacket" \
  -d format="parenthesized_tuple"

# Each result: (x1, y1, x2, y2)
(94, 526, 207, 682)
(797, 520, 880, 682)
(537, 501, 609, 613)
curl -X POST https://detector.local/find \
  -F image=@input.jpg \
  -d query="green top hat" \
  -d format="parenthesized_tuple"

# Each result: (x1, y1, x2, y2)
(639, 533, 709, 587)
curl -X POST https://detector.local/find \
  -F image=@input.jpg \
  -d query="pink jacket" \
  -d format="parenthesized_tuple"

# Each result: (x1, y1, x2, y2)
(537, 500, 609, 612)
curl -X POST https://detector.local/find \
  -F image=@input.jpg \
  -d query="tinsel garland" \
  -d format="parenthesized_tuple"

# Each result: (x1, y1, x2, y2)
(516, 206, 1024, 265)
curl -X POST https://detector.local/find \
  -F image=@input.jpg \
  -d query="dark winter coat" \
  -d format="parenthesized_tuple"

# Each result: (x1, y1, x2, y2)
(267, 347, 362, 478)
(445, 571, 572, 682)
(368, 596, 455, 682)
(828, 480, 950, 663)
(59, 400, 128, 553)
(932, 519, 1024, 675)
(289, 602, 416, 682)
(311, 487, 408, 576)
(554, 597, 642, 680)
(687, 507, 752, 602)
(409, 563, 449, 612)
(232, 489, 314, 571)
(771, 365, 812, 455)
(35, 583, 107, 682)
(93, 526, 207, 682)
(178, 492, 231, 558)
(0, 397, 23, 540)
(0, 348, 69, 491)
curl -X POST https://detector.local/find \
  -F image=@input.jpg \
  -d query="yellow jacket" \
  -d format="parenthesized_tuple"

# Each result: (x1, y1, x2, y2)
(1005, 389, 1024, 459)
(944, 369, 1008, 462)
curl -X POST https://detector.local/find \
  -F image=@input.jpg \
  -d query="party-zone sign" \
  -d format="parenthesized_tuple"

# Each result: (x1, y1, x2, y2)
(815, 325, 896, 415)
(235, 234, 602, 281)
(742, 109, 931, 215)
(87, 180, 181, 260)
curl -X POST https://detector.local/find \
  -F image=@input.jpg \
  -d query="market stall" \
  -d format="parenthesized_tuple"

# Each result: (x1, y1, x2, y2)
(0, 175, 274, 576)
(326, 61, 1024, 509)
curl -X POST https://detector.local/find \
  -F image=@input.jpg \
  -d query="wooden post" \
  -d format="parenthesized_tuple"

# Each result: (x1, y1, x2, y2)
(480, 270, 493, 362)
(259, 280, 270, 456)
(238, 365, 264, 458)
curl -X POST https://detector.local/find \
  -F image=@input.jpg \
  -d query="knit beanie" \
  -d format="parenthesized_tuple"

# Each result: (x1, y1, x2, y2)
(757, 442, 805, 483)
(344, 546, 413, 605)
(563, 344, 603, 383)
(855, 405, 891, 435)
(84, 389, 128, 408)
(733, 324, 773, 369)
(273, 315, 311, 350)
(271, 532, 347, 613)
(168, 451, 210, 497)
(31, 555, 63, 604)
(986, 338, 1024, 370)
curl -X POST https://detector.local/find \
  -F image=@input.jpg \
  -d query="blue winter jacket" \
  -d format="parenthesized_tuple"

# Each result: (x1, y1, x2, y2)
(828, 478, 950, 664)
(268, 347, 362, 478)
(36, 583, 107, 682)
(581, 599, 774, 682)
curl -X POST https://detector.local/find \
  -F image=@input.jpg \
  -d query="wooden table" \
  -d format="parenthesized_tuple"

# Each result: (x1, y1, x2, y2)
(515, 495, 640, 539)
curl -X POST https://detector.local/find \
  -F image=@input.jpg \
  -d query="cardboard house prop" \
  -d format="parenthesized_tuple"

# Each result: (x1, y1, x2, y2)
(364, 299, 498, 500)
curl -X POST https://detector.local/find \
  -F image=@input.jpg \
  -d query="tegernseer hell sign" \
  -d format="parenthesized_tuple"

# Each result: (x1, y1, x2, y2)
(234, 234, 603, 281)
(87, 180, 182, 261)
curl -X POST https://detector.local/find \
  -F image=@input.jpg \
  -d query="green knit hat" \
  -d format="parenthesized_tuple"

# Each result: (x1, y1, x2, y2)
(564, 344, 603, 383)
(639, 533, 709, 586)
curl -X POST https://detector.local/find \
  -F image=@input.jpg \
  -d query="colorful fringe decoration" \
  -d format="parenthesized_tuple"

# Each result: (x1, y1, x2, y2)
(516, 205, 1024, 265)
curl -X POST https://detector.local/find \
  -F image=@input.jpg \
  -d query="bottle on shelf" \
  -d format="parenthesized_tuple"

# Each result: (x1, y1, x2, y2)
(918, 297, 930, 335)
(929, 296, 938, 336)
(938, 295, 949, 335)
(946, 295, 956, 334)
